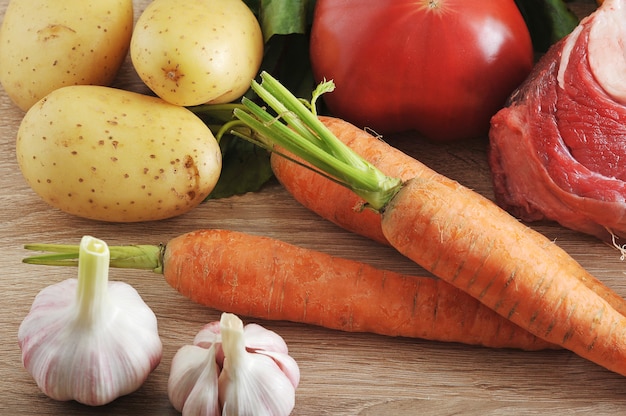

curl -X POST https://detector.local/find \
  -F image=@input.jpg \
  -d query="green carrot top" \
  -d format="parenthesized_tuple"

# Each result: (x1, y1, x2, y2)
(232, 71, 403, 211)
(23, 243, 164, 272)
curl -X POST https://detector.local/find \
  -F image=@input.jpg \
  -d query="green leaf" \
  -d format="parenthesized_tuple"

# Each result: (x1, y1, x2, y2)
(243, 0, 317, 98)
(515, 0, 580, 52)
(205, 135, 274, 200)
(244, 0, 316, 42)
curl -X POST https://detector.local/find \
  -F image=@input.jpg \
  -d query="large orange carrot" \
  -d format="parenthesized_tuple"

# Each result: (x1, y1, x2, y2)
(232, 72, 626, 376)
(22, 229, 558, 350)
(164, 230, 557, 350)
(271, 116, 626, 321)
(380, 173, 626, 373)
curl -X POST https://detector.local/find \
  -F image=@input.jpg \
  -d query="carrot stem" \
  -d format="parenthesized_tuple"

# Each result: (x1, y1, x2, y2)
(232, 72, 401, 211)
(23, 243, 163, 272)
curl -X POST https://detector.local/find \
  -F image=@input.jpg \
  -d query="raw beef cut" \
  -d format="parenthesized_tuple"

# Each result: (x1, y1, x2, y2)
(488, 0, 626, 241)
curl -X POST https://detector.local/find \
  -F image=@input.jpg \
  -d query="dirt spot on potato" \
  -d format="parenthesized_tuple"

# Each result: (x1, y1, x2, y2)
(37, 24, 76, 42)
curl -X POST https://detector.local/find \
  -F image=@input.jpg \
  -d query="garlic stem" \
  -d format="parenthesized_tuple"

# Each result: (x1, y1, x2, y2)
(220, 313, 246, 371)
(168, 343, 221, 414)
(75, 237, 111, 323)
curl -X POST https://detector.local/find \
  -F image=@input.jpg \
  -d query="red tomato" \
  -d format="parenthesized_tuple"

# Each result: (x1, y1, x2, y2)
(309, 0, 534, 142)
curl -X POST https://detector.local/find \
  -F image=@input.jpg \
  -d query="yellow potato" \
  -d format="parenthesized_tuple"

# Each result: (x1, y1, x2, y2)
(130, 0, 263, 106)
(0, 0, 133, 111)
(16, 85, 222, 222)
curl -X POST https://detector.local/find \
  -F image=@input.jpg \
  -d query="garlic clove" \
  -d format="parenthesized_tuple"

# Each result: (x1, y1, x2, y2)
(18, 235, 162, 406)
(242, 323, 290, 354)
(168, 344, 220, 415)
(240, 322, 300, 388)
(218, 352, 297, 416)
(193, 321, 221, 348)
(193, 321, 225, 366)
(254, 349, 301, 390)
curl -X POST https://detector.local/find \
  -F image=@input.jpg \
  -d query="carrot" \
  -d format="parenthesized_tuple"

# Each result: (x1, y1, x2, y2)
(271, 115, 626, 321)
(22, 229, 557, 350)
(232, 72, 626, 376)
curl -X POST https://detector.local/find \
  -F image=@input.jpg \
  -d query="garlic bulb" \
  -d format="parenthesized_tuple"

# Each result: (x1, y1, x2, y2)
(168, 313, 300, 416)
(18, 235, 163, 406)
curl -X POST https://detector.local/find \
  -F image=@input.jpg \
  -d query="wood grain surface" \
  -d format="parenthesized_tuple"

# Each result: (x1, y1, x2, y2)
(3, 1, 623, 415)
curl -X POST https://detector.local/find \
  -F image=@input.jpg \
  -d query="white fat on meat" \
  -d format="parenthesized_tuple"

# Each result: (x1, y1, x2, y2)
(587, 0, 626, 104)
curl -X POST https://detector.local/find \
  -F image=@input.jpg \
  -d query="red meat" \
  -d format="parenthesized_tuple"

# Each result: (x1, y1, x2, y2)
(488, 0, 626, 241)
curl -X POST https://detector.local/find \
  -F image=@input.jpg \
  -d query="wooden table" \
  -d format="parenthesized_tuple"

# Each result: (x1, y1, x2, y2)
(4, 1, 625, 415)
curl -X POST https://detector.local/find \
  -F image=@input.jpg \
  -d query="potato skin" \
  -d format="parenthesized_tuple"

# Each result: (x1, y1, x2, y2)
(130, 0, 263, 106)
(16, 85, 222, 222)
(0, 0, 133, 111)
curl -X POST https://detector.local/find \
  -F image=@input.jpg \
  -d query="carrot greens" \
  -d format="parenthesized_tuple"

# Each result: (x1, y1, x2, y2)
(23, 243, 163, 272)
(232, 71, 402, 211)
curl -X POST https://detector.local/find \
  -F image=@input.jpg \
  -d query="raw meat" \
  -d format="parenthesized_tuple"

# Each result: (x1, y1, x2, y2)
(488, 0, 626, 241)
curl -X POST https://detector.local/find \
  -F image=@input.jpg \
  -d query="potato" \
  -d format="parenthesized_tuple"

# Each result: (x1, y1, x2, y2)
(0, 0, 133, 111)
(130, 0, 263, 106)
(16, 85, 222, 222)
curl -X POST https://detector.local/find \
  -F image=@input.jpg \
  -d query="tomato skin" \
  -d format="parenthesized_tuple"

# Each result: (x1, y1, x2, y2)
(310, 0, 534, 142)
